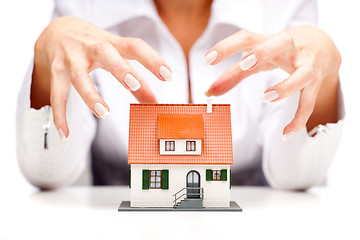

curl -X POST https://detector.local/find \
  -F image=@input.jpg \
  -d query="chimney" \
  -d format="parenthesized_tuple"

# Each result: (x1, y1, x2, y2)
(207, 98, 212, 113)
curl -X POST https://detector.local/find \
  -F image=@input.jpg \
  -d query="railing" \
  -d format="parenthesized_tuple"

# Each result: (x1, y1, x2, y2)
(173, 187, 204, 206)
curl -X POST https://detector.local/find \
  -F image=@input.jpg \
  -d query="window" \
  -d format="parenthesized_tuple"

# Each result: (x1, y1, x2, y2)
(206, 169, 227, 181)
(150, 170, 161, 189)
(165, 141, 175, 151)
(212, 170, 221, 181)
(186, 141, 196, 151)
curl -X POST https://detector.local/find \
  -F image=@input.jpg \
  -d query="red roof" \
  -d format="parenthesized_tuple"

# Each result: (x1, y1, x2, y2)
(128, 104, 233, 165)
(157, 114, 204, 139)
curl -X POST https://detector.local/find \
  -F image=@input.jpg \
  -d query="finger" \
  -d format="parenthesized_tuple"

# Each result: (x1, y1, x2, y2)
(283, 83, 320, 140)
(49, 60, 71, 140)
(262, 65, 315, 103)
(131, 79, 157, 103)
(114, 38, 173, 81)
(206, 62, 273, 96)
(89, 42, 157, 103)
(239, 32, 296, 71)
(66, 58, 110, 119)
(203, 30, 267, 65)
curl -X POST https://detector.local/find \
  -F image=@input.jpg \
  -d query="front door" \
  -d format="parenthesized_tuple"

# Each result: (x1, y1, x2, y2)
(186, 170, 200, 199)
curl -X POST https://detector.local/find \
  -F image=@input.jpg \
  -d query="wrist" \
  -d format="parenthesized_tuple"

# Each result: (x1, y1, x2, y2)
(307, 69, 339, 131)
(30, 55, 51, 109)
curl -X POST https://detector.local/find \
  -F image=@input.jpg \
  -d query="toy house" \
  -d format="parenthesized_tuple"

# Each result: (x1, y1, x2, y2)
(120, 103, 241, 211)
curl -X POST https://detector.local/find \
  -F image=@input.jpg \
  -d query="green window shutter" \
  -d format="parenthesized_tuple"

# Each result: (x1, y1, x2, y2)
(129, 168, 131, 189)
(230, 170, 231, 189)
(161, 170, 169, 190)
(142, 169, 150, 190)
(206, 169, 212, 181)
(221, 169, 227, 181)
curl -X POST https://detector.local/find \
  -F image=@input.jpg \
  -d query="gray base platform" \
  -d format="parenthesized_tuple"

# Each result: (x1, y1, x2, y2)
(118, 201, 242, 212)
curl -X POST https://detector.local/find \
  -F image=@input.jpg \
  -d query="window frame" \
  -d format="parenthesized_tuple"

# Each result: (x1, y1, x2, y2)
(165, 141, 175, 151)
(186, 141, 196, 151)
(212, 170, 221, 181)
(150, 170, 162, 189)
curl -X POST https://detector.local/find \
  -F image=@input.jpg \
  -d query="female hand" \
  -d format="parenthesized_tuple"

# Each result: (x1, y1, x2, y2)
(203, 26, 341, 139)
(31, 16, 173, 140)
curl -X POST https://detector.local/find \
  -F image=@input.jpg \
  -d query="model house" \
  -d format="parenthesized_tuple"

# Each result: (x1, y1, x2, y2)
(128, 103, 233, 209)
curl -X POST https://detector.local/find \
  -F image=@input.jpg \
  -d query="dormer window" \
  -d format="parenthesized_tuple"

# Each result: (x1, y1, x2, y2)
(158, 114, 203, 155)
(165, 141, 175, 151)
(186, 141, 196, 151)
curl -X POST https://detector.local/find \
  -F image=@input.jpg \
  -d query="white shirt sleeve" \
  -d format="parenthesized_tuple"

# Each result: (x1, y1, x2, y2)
(16, 58, 97, 189)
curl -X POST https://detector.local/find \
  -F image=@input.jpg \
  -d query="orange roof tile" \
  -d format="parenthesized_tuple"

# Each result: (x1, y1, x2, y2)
(157, 114, 204, 139)
(128, 104, 233, 165)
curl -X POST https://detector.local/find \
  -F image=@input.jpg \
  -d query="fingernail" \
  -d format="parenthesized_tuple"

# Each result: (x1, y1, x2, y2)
(58, 128, 66, 142)
(124, 73, 141, 91)
(202, 50, 218, 65)
(239, 54, 257, 71)
(159, 66, 173, 81)
(283, 131, 296, 141)
(262, 90, 280, 102)
(205, 90, 212, 97)
(94, 102, 110, 119)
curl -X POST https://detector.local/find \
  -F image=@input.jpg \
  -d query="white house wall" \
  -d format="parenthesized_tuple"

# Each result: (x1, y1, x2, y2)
(159, 139, 202, 155)
(130, 164, 230, 208)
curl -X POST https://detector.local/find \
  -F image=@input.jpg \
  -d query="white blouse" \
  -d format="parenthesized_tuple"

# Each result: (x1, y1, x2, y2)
(16, 0, 344, 189)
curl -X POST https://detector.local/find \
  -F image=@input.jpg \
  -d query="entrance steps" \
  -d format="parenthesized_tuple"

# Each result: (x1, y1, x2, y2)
(174, 198, 203, 209)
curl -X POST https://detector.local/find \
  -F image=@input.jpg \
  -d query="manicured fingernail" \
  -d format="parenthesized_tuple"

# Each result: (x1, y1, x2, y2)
(202, 50, 218, 65)
(58, 128, 66, 142)
(240, 54, 257, 71)
(124, 73, 141, 91)
(205, 90, 212, 97)
(94, 102, 110, 119)
(283, 131, 296, 141)
(262, 90, 280, 102)
(159, 66, 173, 81)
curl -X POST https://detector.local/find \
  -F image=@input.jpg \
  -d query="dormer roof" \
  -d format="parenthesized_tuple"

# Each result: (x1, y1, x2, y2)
(157, 114, 204, 139)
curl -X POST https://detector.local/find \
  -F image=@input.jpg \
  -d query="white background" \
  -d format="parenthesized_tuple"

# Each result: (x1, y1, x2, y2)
(0, 0, 359, 196)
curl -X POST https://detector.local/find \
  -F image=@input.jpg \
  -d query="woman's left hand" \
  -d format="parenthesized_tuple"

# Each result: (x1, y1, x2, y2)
(203, 25, 341, 139)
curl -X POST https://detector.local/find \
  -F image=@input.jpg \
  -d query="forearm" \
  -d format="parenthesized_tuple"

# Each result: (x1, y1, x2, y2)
(261, 87, 344, 190)
(17, 60, 96, 189)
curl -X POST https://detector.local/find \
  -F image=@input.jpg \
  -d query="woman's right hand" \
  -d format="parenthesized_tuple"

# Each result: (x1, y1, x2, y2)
(31, 16, 173, 140)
